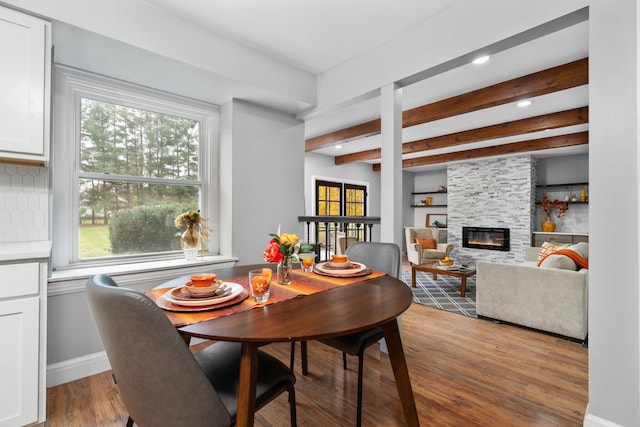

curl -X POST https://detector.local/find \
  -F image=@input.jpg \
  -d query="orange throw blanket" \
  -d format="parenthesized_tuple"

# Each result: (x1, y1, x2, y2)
(537, 248, 589, 269)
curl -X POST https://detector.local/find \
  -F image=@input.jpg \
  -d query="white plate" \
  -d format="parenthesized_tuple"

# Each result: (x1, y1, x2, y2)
(163, 282, 244, 307)
(325, 261, 351, 268)
(316, 262, 366, 275)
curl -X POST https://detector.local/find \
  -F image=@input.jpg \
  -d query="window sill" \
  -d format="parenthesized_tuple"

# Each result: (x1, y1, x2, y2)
(48, 255, 238, 296)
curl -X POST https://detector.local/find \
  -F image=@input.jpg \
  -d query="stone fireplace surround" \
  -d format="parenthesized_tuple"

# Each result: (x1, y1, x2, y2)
(447, 155, 535, 264)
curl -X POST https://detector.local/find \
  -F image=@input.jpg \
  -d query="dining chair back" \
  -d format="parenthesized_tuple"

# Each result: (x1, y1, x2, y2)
(87, 274, 297, 427)
(344, 241, 401, 278)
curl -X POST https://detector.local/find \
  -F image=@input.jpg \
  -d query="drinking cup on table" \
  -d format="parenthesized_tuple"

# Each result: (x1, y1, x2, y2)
(248, 269, 271, 303)
(298, 252, 316, 272)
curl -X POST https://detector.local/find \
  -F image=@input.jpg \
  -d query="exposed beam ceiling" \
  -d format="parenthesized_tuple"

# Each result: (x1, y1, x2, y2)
(372, 131, 589, 171)
(305, 58, 588, 153)
(335, 107, 588, 165)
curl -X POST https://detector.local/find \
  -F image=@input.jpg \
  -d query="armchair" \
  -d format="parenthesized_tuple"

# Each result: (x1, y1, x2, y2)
(405, 227, 453, 265)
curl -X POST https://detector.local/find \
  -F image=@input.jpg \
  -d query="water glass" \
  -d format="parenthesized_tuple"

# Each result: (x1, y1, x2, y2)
(298, 252, 316, 272)
(248, 269, 271, 302)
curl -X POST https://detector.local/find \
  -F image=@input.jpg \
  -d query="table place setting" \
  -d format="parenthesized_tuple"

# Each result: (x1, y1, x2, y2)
(154, 273, 249, 312)
(313, 254, 372, 277)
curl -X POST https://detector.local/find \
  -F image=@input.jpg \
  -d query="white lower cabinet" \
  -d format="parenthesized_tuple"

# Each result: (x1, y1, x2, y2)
(0, 297, 39, 427)
(0, 253, 49, 427)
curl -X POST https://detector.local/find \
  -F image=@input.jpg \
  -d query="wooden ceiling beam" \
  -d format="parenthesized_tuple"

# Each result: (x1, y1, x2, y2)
(401, 57, 588, 128)
(335, 107, 588, 164)
(306, 57, 588, 152)
(371, 131, 588, 171)
(305, 119, 380, 151)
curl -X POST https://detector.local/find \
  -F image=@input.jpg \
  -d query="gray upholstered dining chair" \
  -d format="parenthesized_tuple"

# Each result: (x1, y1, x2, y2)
(292, 241, 401, 427)
(86, 274, 297, 427)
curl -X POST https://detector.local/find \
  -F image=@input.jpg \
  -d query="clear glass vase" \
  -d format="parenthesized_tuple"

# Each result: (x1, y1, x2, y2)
(277, 255, 293, 285)
(180, 224, 201, 260)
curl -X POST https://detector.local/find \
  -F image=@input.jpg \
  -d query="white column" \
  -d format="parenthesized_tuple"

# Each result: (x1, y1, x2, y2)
(380, 83, 403, 247)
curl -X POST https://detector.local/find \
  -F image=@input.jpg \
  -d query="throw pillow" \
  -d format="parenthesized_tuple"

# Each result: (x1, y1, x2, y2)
(569, 242, 589, 259)
(416, 238, 436, 249)
(537, 241, 589, 269)
(539, 254, 578, 271)
(537, 241, 559, 264)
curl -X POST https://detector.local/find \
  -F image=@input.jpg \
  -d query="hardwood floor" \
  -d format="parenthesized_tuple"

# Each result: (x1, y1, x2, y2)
(43, 302, 587, 426)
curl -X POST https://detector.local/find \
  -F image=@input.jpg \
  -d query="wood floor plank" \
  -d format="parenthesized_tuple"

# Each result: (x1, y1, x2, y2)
(41, 303, 588, 426)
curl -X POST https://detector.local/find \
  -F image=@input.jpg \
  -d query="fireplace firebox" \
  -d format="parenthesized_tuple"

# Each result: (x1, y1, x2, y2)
(462, 226, 510, 251)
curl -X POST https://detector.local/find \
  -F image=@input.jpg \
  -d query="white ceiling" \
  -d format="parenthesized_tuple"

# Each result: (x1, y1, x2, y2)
(139, 0, 459, 74)
(138, 0, 589, 172)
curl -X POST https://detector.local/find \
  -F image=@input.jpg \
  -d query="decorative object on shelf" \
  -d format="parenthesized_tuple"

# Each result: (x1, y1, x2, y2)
(565, 187, 570, 202)
(175, 210, 207, 260)
(541, 216, 557, 232)
(426, 214, 448, 228)
(263, 228, 313, 285)
(580, 187, 587, 202)
(571, 193, 578, 202)
(540, 195, 569, 232)
(420, 196, 433, 205)
(438, 185, 447, 192)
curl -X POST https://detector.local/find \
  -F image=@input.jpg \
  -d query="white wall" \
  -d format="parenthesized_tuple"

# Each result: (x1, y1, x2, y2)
(222, 99, 305, 265)
(586, 1, 640, 425)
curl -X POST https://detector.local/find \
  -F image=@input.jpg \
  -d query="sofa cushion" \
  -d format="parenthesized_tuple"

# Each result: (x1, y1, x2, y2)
(416, 237, 436, 249)
(539, 254, 578, 270)
(537, 241, 589, 269)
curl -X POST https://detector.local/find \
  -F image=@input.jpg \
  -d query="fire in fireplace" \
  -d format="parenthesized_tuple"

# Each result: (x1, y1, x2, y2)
(462, 226, 510, 251)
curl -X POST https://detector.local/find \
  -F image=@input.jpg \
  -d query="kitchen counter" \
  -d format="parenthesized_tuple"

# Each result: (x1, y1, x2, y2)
(0, 241, 52, 262)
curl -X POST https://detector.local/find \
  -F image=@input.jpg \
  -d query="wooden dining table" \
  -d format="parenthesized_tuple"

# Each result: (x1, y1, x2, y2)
(150, 264, 419, 427)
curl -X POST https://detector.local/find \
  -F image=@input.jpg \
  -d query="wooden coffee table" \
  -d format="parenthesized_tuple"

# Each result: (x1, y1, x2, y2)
(411, 262, 476, 297)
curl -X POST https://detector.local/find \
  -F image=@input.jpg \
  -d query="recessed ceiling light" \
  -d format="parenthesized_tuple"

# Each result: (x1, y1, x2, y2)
(517, 100, 532, 108)
(472, 55, 490, 65)
(335, 144, 343, 149)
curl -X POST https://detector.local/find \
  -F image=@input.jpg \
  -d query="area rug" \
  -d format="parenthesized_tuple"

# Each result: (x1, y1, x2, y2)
(401, 271, 477, 318)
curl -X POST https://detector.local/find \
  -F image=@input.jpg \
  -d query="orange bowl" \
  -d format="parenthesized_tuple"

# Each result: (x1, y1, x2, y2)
(190, 273, 217, 287)
(331, 255, 348, 264)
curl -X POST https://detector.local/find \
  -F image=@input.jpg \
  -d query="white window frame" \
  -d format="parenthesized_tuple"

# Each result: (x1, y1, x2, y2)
(51, 65, 219, 270)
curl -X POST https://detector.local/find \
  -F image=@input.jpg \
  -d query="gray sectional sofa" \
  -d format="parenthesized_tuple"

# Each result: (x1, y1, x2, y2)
(476, 246, 588, 341)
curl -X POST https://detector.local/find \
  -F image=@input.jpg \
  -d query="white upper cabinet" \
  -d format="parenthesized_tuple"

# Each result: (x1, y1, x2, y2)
(0, 6, 51, 165)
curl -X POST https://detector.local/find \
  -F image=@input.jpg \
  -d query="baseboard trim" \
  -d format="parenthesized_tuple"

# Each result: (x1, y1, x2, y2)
(583, 404, 625, 427)
(46, 351, 111, 387)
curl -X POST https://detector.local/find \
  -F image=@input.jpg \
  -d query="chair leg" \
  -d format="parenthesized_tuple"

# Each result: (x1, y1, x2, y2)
(290, 341, 309, 376)
(289, 385, 297, 427)
(356, 353, 365, 427)
(300, 341, 308, 376)
(290, 341, 296, 371)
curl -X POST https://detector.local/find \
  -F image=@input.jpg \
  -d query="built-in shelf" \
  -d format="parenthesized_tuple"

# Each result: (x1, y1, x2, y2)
(411, 191, 448, 195)
(410, 204, 447, 208)
(535, 201, 588, 205)
(536, 182, 588, 189)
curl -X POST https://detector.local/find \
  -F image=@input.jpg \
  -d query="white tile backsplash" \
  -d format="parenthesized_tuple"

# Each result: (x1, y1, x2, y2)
(0, 163, 49, 242)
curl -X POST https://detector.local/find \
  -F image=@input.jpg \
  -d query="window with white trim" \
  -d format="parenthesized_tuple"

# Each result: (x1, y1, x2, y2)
(52, 66, 218, 269)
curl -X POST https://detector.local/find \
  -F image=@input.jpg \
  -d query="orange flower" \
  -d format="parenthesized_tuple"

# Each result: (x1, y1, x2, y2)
(263, 239, 284, 263)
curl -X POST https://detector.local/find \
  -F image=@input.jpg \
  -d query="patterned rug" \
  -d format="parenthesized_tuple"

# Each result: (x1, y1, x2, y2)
(401, 270, 477, 318)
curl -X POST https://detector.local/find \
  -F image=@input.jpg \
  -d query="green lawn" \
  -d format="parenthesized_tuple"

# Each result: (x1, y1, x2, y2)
(79, 224, 111, 258)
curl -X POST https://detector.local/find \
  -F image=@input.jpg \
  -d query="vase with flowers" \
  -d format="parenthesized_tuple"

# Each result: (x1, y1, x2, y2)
(263, 230, 313, 285)
(175, 210, 208, 260)
(540, 195, 569, 232)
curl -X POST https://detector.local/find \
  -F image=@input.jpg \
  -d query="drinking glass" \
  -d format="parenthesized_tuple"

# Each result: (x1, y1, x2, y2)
(248, 269, 271, 302)
(298, 252, 316, 272)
